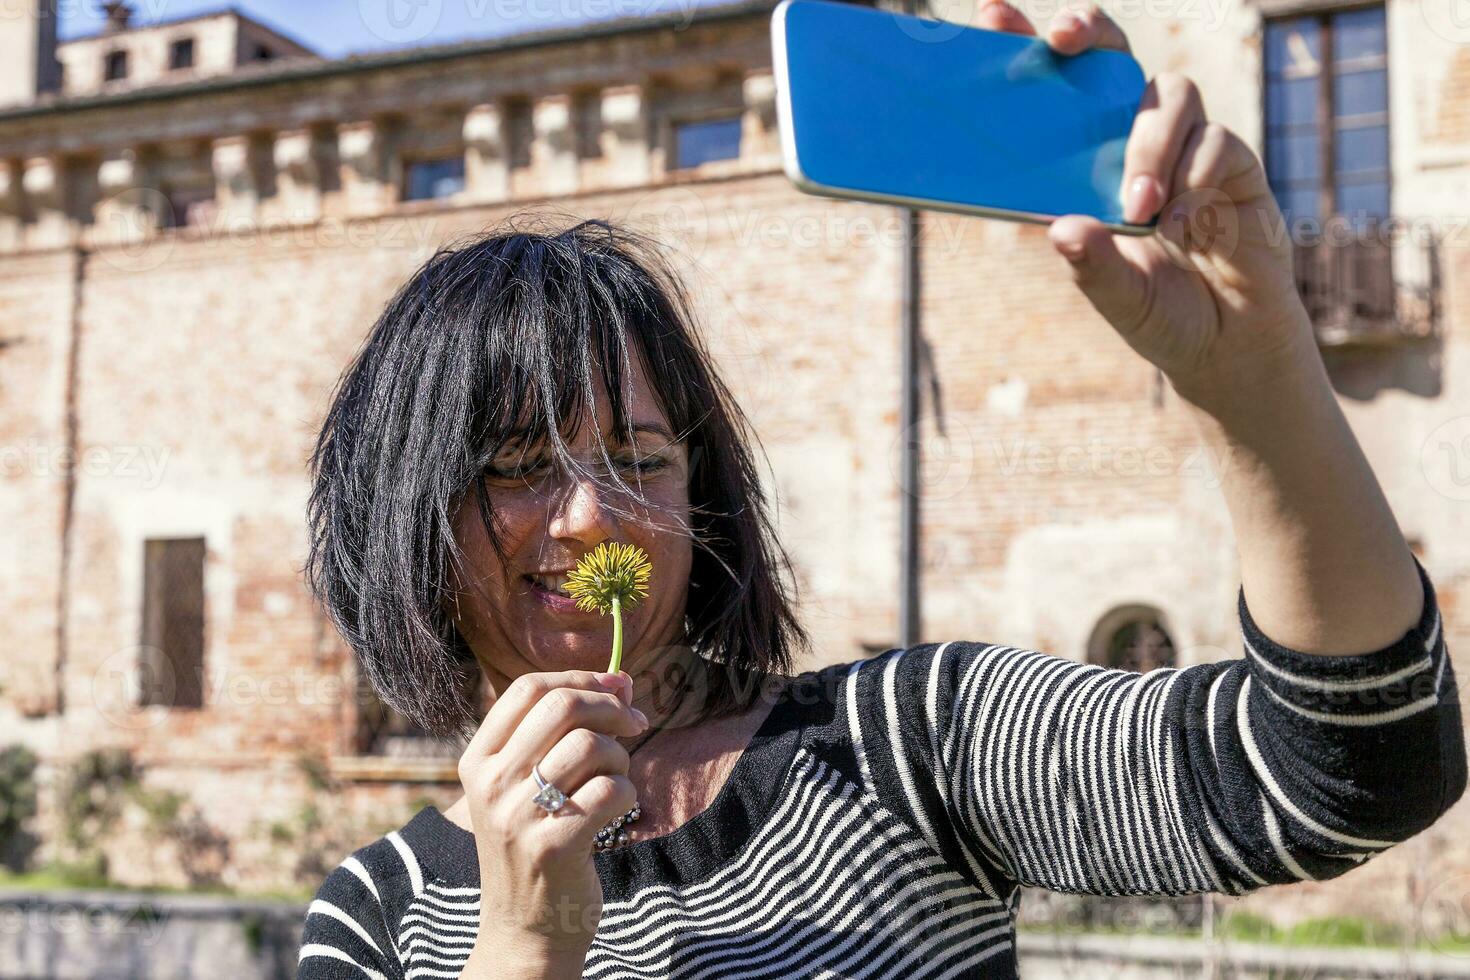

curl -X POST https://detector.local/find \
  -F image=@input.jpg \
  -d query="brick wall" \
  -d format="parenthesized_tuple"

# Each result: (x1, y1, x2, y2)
(1, 0, 1468, 933)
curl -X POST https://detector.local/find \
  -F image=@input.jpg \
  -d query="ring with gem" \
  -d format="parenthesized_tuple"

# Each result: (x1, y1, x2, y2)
(530, 762, 568, 813)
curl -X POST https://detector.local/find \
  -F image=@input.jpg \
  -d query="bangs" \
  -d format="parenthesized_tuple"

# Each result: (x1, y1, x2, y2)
(305, 214, 808, 742)
(469, 227, 685, 498)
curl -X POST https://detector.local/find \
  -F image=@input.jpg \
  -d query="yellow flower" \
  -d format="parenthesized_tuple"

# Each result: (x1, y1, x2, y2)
(564, 542, 653, 674)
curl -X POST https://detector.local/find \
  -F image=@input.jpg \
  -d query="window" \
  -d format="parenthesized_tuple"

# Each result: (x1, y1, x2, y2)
(1264, 5, 1389, 231)
(252, 43, 275, 62)
(161, 186, 216, 229)
(169, 38, 195, 70)
(103, 49, 129, 81)
(1087, 606, 1176, 673)
(672, 116, 742, 169)
(139, 537, 206, 708)
(403, 156, 466, 201)
(356, 663, 482, 758)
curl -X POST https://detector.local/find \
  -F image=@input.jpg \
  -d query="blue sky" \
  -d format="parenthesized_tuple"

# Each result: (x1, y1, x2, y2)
(60, 0, 715, 56)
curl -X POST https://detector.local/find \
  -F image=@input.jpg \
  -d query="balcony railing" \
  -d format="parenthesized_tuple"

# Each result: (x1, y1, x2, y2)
(1291, 225, 1441, 347)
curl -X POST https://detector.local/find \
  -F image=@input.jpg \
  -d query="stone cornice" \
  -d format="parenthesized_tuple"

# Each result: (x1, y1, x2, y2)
(0, 0, 786, 125)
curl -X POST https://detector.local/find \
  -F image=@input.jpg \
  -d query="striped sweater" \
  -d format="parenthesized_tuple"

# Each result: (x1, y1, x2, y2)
(298, 558, 1465, 979)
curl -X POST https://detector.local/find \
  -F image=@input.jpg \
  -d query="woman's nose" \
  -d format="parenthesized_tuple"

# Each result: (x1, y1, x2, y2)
(547, 470, 620, 545)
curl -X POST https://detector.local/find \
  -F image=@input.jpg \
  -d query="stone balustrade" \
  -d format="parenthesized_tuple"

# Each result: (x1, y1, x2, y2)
(0, 71, 777, 253)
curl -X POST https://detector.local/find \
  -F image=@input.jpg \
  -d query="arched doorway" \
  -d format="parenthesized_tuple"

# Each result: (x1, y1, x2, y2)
(1086, 605, 1177, 673)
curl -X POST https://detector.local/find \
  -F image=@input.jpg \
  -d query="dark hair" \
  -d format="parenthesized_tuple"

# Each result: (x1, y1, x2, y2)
(304, 215, 809, 742)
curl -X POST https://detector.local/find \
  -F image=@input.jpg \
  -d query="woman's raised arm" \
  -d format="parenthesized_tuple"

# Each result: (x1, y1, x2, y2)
(1028, 1, 1424, 648)
(844, 576, 1463, 898)
(872, 0, 1470, 901)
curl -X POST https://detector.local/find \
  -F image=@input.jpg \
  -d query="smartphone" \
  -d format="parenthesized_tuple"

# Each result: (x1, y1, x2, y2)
(771, 0, 1154, 235)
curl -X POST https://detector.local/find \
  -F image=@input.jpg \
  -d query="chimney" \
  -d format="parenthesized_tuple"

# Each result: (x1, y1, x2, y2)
(0, 0, 60, 108)
(103, 1, 134, 32)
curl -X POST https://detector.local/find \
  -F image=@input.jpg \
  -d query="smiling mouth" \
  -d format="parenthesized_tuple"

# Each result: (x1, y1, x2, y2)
(524, 573, 572, 598)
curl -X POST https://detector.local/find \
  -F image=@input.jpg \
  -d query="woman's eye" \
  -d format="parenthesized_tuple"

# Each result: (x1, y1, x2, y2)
(486, 460, 552, 481)
(485, 455, 667, 482)
(620, 456, 668, 474)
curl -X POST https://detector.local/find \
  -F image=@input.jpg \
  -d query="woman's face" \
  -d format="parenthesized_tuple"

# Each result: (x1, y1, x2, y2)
(447, 353, 694, 685)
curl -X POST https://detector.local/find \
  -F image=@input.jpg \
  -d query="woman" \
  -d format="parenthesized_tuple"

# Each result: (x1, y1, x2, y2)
(296, 4, 1465, 978)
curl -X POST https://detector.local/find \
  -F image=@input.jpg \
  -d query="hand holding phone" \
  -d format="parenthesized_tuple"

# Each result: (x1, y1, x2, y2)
(772, 0, 1152, 233)
(775, 0, 1315, 415)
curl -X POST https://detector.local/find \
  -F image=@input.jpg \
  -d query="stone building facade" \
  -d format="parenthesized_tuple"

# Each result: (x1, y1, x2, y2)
(0, 0, 1467, 940)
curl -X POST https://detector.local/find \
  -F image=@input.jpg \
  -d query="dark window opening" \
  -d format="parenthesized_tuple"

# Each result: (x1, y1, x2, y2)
(672, 116, 742, 169)
(160, 186, 216, 230)
(169, 38, 195, 70)
(1088, 608, 1176, 674)
(252, 43, 275, 61)
(103, 49, 129, 81)
(140, 537, 206, 708)
(356, 664, 482, 758)
(403, 156, 466, 201)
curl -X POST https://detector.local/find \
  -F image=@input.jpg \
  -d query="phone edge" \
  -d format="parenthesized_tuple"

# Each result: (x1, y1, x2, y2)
(769, 0, 1155, 238)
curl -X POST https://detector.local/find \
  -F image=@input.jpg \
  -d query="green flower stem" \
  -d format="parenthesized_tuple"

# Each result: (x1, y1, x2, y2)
(609, 595, 624, 675)
(563, 540, 649, 677)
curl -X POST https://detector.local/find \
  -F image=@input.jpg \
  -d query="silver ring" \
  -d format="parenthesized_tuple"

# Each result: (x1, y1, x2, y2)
(530, 762, 568, 813)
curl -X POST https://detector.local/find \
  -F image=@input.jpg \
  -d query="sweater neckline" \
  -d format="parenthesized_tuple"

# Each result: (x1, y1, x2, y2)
(404, 669, 811, 901)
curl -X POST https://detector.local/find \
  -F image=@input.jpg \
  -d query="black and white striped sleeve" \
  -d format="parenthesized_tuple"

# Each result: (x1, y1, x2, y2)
(297, 850, 407, 980)
(847, 556, 1466, 898)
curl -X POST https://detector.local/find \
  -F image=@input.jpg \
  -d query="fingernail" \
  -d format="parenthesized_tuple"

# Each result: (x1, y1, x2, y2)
(1126, 175, 1159, 224)
(632, 707, 650, 727)
(595, 671, 624, 690)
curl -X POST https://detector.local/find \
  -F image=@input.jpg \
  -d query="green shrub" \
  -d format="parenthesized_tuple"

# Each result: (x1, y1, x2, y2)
(0, 745, 39, 872)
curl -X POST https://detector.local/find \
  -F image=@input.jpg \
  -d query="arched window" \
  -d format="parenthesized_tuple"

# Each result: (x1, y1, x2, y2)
(1086, 605, 1176, 673)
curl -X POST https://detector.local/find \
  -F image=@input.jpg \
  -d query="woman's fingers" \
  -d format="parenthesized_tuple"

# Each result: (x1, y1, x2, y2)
(1047, 214, 1153, 337)
(1046, 4, 1131, 55)
(1122, 72, 1206, 224)
(563, 775, 640, 842)
(974, 0, 1037, 35)
(496, 684, 648, 769)
(535, 727, 632, 795)
(523, 732, 637, 852)
(464, 669, 636, 760)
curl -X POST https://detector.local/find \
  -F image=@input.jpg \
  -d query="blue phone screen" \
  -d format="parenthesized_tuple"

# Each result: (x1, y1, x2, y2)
(774, 0, 1150, 230)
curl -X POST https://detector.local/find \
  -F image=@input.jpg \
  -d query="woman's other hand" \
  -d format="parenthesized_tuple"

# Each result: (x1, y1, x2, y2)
(457, 669, 647, 970)
(979, 1, 1315, 411)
